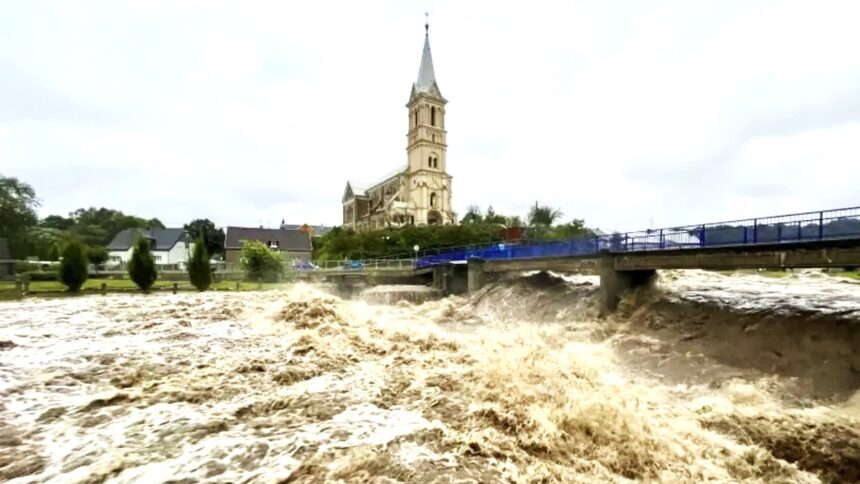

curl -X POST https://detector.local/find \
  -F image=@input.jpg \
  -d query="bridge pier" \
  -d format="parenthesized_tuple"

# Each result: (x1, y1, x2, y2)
(432, 264, 456, 294)
(599, 256, 656, 311)
(468, 259, 486, 293)
(334, 276, 366, 300)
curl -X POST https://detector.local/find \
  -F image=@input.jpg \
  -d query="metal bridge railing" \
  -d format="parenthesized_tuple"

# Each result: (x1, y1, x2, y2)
(295, 259, 416, 272)
(414, 206, 860, 268)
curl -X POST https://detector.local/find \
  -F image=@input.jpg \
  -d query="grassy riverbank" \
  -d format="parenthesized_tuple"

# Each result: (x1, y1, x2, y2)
(0, 279, 295, 300)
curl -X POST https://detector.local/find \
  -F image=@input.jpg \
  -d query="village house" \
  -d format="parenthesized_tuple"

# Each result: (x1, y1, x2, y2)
(107, 228, 194, 267)
(223, 227, 313, 265)
(342, 21, 455, 231)
(279, 221, 333, 238)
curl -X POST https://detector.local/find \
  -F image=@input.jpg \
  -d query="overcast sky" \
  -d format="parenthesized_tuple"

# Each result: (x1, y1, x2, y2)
(2, 0, 859, 232)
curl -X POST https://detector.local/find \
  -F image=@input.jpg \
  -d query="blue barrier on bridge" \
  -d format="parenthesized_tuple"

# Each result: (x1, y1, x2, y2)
(415, 206, 860, 269)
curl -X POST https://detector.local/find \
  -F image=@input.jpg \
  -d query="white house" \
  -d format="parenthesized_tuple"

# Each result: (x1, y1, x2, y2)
(107, 228, 194, 267)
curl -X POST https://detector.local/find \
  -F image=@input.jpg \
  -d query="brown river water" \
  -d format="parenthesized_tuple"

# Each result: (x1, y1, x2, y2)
(1, 270, 859, 483)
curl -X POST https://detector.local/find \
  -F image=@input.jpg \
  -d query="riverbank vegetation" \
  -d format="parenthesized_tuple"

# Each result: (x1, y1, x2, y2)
(314, 203, 596, 260)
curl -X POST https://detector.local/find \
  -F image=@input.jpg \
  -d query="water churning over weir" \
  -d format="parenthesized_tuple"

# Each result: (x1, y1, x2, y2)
(1, 271, 859, 482)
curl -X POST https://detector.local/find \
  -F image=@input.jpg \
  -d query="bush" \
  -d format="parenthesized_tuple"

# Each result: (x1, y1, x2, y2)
(24, 270, 60, 281)
(59, 239, 89, 291)
(241, 241, 283, 282)
(128, 236, 157, 291)
(14, 261, 40, 274)
(187, 237, 212, 291)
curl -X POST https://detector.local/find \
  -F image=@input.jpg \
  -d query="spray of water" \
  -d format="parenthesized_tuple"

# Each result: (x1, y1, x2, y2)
(1, 270, 858, 482)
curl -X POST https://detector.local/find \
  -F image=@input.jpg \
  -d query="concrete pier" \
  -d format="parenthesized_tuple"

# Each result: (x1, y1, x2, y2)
(598, 256, 656, 311)
(467, 259, 486, 293)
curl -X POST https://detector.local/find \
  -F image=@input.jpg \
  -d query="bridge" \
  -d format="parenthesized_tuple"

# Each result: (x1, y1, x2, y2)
(306, 207, 860, 310)
(309, 206, 860, 309)
(416, 206, 860, 309)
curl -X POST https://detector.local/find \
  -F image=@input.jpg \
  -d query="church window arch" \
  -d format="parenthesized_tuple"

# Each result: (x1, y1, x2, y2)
(427, 156, 432, 167)
(430, 192, 437, 207)
(431, 106, 436, 126)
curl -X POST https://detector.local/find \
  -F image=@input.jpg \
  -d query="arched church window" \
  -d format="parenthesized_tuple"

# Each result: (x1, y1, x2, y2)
(413, 110, 418, 128)
(431, 107, 436, 126)
(427, 156, 432, 167)
(430, 192, 437, 207)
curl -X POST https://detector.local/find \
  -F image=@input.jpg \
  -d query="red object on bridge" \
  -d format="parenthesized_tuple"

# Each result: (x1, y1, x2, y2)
(502, 226, 524, 242)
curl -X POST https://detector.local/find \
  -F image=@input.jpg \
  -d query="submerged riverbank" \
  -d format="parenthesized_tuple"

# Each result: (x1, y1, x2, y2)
(1, 270, 858, 482)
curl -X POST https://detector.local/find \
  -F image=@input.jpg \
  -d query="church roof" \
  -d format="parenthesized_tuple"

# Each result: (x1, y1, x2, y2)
(416, 27, 437, 93)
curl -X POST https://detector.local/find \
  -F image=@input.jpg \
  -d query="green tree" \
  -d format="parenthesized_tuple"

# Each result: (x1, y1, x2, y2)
(87, 245, 109, 267)
(41, 214, 74, 231)
(460, 205, 483, 224)
(241, 241, 284, 282)
(128, 236, 157, 291)
(484, 205, 507, 225)
(528, 202, 563, 226)
(47, 242, 61, 262)
(59, 239, 88, 292)
(313, 224, 505, 261)
(183, 218, 225, 257)
(505, 215, 524, 228)
(62, 207, 164, 247)
(0, 175, 40, 257)
(187, 238, 212, 291)
(11, 226, 65, 260)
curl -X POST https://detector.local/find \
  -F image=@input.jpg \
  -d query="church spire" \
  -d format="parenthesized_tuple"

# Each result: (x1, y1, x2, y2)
(415, 13, 438, 94)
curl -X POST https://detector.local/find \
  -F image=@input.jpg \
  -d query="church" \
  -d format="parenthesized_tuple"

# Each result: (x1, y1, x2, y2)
(341, 21, 454, 232)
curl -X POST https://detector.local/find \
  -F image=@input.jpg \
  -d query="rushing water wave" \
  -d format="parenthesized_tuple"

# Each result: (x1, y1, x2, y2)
(1, 270, 859, 482)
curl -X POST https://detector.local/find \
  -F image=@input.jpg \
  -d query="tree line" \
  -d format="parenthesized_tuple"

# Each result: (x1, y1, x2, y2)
(313, 202, 595, 260)
(0, 174, 225, 264)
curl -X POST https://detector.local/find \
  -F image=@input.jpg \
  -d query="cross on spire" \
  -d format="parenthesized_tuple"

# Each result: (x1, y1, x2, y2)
(425, 12, 429, 34)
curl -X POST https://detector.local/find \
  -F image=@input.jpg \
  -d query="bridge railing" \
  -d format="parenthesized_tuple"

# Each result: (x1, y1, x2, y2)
(298, 259, 416, 272)
(620, 206, 860, 251)
(414, 206, 860, 268)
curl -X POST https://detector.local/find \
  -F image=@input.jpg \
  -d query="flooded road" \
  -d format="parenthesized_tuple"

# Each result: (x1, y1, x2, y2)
(1, 271, 859, 482)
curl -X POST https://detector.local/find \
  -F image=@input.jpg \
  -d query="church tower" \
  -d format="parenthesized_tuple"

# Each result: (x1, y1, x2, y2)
(405, 18, 454, 225)
(340, 18, 454, 230)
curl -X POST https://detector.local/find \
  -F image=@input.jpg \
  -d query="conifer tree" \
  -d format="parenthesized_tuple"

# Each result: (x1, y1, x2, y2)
(128, 236, 157, 292)
(59, 239, 88, 292)
(187, 237, 212, 291)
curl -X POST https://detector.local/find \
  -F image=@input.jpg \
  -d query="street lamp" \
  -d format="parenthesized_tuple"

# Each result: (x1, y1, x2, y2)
(413, 244, 420, 260)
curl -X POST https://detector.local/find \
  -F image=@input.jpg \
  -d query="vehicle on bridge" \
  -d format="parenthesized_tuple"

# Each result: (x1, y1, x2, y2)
(292, 259, 319, 271)
(342, 260, 365, 271)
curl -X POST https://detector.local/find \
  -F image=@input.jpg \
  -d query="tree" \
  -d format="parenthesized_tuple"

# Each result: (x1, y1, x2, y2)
(241, 240, 283, 282)
(187, 238, 212, 291)
(549, 219, 593, 239)
(528, 202, 563, 226)
(47, 242, 61, 262)
(62, 207, 165, 247)
(184, 218, 225, 257)
(128, 236, 157, 291)
(313, 224, 505, 261)
(505, 215, 524, 228)
(11, 226, 65, 260)
(87, 245, 109, 267)
(59, 239, 88, 292)
(461, 205, 483, 224)
(484, 205, 507, 225)
(0, 176, 40, 257)
(41, 215, 74, 231)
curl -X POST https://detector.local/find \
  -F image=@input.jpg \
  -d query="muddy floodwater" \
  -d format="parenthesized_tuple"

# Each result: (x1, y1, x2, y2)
(2, 270, 860, 482)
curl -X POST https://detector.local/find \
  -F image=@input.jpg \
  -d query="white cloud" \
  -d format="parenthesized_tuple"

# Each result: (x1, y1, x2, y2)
(1, 0, 859, 232)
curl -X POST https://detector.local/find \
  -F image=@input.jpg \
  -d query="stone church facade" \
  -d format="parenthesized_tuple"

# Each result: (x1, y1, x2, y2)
(342, 23, 454, 232)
